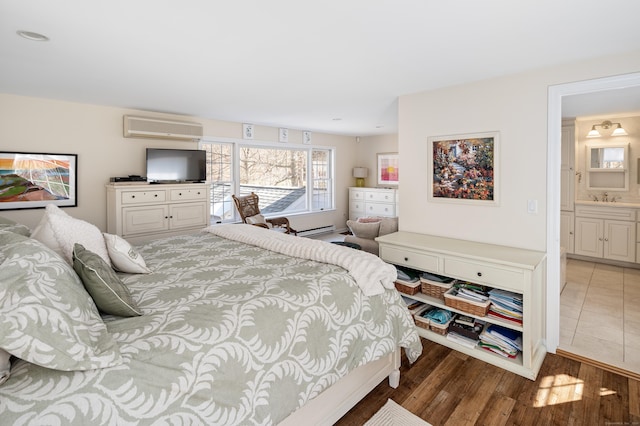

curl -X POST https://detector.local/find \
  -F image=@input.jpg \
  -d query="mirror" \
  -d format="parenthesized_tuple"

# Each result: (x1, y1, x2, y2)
(589, 146, 626, 169)
(586, 143, 629, 190)
(587, 145, 628, 170)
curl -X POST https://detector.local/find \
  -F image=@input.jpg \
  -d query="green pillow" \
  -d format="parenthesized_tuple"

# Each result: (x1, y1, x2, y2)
(0, 230, 122, 371)
(73, 244, 142, 317)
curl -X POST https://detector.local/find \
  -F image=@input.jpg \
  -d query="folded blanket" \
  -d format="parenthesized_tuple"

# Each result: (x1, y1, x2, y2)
(205, 224, 397, 297)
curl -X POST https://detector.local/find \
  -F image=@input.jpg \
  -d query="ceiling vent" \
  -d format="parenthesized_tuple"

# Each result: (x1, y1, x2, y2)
(123, 115, 203, 141)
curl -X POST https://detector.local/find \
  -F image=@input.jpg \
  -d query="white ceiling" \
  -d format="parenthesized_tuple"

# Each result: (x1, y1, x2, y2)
(1, 0, 640, 136)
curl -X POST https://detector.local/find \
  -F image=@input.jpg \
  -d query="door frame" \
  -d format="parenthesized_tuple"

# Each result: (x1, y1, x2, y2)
(546, 72, 640, 352)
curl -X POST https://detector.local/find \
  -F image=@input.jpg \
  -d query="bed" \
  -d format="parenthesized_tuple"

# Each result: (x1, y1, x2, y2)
(0, 208, 422, 425)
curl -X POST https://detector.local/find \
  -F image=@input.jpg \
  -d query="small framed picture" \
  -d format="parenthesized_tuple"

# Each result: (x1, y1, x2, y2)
(377, 152, 399, 186)
(302, 131, 312, 145)
(279, 128, 288, 143)
(243, 123, 254, 140)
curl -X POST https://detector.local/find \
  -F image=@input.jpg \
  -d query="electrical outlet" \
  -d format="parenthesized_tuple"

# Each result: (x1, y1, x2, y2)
(527, 199, 538, 214)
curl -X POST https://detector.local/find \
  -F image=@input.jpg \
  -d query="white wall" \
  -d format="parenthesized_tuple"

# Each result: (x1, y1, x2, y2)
(0, 94, 358, 232)
(398, 49, 640, 252)
(355, 134, 398, 188)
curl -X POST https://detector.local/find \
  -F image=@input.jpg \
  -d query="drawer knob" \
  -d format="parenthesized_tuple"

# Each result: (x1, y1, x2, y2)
(154, 194, 158, 197)
(131, 195, 135, 198)
(477, 272, 483, 277)
(404, 257, 409, 261)
(179, 193, 182, 196)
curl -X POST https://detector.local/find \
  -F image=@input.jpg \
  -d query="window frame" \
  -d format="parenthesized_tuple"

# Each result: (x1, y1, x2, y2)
(199, 137, 335, 223)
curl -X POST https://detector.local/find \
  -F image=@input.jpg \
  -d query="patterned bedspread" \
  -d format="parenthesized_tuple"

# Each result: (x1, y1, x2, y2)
(0, 231, 422, 425)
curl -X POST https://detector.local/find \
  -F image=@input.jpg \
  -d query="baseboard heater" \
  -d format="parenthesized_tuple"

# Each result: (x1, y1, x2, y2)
(297, 225, 336, 237)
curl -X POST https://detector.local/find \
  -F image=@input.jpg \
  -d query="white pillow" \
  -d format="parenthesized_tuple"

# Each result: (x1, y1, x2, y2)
(0, 348, 10, 385)
(31, 205, 111, 266)
(103, 233, 151, 274)
(246, 214, 270, 227)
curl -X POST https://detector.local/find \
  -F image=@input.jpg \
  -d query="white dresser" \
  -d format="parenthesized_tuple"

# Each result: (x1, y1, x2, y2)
(377, 231, 547, 380)
(349, 187, 398, 220)
(107, 183, 211, 243)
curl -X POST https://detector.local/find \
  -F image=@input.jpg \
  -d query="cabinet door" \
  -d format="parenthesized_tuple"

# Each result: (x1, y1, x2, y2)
(169, 202, 208, 230)
(123, 205, 169, 236)
(560, 211, 575, 254)
(604, 220, 635, 262)
(560, 124, 575, 211)
(574, 217, 602, 257)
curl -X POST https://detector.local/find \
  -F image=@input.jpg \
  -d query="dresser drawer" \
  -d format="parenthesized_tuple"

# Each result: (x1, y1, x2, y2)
(349, 188, 365, 201)
(443, 258, 524, 292)
(380, 246, 440, 272)
(365, 190, 395, 203)
(170, 188, 208, 201)
(121, 190, 166, 204)
(366, 202, 396, 217)
(350, 201, 365, 212)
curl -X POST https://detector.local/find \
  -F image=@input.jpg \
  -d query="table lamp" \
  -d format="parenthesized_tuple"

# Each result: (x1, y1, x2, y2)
(353, 167, 368, 187)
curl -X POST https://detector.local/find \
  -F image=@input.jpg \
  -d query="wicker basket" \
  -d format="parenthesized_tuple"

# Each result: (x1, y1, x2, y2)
(395, 280, 421, 295)
(429, 317, 452, 336)
(420, 277, 455, 300)
(443, 287, 491, 317)
(413, 305, 431, 330)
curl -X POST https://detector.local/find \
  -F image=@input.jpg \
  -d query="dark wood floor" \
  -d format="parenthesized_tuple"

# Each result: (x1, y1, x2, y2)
(335, 339, 640, 426)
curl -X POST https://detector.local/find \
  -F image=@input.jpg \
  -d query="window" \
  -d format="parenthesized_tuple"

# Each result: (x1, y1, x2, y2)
(200, 140, 334, 223)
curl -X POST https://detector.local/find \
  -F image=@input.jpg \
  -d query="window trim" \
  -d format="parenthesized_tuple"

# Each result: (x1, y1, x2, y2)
(199, 136, 336, 222)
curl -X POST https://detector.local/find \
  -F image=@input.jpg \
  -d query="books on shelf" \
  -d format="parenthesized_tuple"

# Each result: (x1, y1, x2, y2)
(479, 324, 522, 358)
(446, 332, 478, 349)
(488, 288, 523, 324)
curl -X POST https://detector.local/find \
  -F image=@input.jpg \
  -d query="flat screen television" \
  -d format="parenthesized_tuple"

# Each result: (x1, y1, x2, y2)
(146, 148, 206, 183)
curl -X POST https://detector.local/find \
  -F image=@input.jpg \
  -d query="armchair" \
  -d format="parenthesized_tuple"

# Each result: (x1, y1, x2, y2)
(344, 217, 398, 256)
(232, 192, 297, 235)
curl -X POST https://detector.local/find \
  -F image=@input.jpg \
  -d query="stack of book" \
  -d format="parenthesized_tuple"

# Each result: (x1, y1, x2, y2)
(478, 324, 522, 358)
(487, 289, 523, 325)
(446, 314, 485, 349)
(451, 282, 490, 303)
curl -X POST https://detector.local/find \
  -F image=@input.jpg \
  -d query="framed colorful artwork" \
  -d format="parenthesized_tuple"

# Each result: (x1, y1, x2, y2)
(427, 131, 498, 205)
(377, 152, 399, 186)
(0, 151, 77, 210)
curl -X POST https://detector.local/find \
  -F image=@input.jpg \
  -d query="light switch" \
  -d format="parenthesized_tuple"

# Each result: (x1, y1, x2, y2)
(527, 199, 538, 214)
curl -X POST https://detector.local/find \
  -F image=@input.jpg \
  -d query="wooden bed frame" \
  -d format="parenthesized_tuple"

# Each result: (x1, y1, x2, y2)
(279, 349, 401, 425)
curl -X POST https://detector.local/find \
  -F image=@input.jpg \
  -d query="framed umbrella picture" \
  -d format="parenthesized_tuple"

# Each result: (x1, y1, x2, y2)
(427, 132, 498, 205)
(0, 151, 77, 210)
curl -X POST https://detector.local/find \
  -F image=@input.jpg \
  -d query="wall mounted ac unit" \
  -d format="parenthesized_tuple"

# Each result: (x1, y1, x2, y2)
(123, 115, 203, 141)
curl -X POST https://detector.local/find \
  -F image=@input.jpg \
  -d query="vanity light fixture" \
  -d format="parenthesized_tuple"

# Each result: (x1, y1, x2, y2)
(586, 120, 628, 138)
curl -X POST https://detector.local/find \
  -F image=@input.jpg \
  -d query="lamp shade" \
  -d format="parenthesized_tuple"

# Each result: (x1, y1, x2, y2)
(353, 167, 368, 178)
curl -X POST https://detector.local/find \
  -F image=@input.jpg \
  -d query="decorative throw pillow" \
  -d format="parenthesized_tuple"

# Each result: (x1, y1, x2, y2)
(0, 230, 122, 371)
(378, 217, 399, 237)
(73, 244, 142, 317)
(31, 204, 111, 266)
(246, 214, 271, 227)
(0, 349, 10, 385)
(0, 216, 31, 237)
(103, 233, 151, 274)
(357, 217, 382, 224)
(346, 219, 381, 240)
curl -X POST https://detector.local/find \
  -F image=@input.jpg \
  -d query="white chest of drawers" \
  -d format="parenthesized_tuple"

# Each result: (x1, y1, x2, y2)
(349, 187, 398, 220)
(107, 183, 211, 243)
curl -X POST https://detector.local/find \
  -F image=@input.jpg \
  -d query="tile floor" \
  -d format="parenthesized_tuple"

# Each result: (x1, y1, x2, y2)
(559, 258, 640, 374)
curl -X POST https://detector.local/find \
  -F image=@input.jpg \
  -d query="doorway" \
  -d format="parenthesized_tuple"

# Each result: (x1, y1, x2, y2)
(547, 72, 640, 373)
